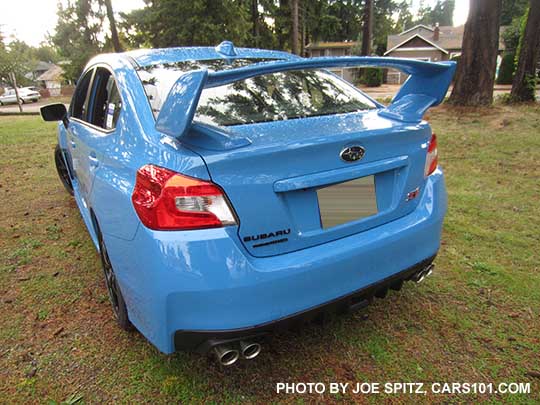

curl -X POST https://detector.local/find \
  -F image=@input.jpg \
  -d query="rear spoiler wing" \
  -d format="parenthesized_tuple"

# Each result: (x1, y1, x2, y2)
(156, 56, 456, 138)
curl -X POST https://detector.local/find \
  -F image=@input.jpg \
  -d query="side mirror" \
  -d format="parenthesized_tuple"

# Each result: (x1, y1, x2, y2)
(40, 103, 68, 127)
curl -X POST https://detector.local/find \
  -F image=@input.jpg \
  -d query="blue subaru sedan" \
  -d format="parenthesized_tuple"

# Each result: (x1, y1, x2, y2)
(41, 41, 455, 365)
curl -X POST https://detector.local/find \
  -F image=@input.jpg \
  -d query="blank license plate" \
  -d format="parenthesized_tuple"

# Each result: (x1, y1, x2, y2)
(317, 176, 378, 229)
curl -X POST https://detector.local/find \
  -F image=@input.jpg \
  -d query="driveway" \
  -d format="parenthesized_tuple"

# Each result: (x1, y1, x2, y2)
(0, 98, 70, 114)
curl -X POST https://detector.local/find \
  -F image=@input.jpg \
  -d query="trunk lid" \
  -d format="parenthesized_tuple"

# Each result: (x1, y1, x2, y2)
(186, 110, 432, 257)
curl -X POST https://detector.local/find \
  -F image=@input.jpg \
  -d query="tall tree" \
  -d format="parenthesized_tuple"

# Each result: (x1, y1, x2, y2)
(51, 0, 105, 81)
(102, 0, 122, 52)
(290, 0, 300, 54)
(121, 0, 251, 48)
(448, 0, 502, 106)
(511, 3, 540, 102)
(361, 0, 373, 55)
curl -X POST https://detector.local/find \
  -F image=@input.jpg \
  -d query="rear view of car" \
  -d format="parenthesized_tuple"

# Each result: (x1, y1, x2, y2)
(41, 42, 455, 365)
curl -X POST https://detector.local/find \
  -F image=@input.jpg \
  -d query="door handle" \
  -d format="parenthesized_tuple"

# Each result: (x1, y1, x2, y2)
(88, 153, 99, 168)
(70, 140, 76, 148)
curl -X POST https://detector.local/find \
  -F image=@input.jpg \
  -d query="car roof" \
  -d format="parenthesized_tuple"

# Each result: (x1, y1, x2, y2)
(122, 41, 300, 67)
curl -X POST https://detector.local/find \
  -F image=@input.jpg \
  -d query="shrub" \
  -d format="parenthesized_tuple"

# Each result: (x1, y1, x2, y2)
(497, 53, 515, 85)
(359, 67, 383, 87)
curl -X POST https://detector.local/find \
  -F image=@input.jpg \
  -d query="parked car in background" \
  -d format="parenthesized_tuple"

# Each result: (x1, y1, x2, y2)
(40, 41, 455, 366)
(0, 87, 41, 105)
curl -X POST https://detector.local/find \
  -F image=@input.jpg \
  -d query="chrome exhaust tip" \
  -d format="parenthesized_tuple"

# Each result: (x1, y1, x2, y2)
(412, 264, 434, 284)
(240, 340, 261, 360)
(214, 345, 240, 366)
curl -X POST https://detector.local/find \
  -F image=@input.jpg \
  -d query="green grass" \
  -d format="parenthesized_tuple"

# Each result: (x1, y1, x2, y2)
(1, 106, 539, 403)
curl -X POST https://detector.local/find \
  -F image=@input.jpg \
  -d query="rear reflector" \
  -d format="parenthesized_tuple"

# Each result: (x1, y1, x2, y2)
(132, 164, 236, 230)
(424, 133, 438, 176)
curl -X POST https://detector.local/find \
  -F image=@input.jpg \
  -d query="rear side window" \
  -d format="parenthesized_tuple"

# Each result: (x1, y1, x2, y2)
(71, 69, 93, 120)
(86, 67, 122, 130)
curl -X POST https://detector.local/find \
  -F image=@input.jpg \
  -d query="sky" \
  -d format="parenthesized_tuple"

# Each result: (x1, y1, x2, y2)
(0, 0, 470, 48)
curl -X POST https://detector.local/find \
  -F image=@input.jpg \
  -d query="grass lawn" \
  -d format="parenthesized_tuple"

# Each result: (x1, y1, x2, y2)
(1, 105, 539, 403)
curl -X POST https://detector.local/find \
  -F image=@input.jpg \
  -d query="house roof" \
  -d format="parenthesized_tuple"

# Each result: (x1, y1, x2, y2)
(384, 33, 449, 55)
(36, 65, 64, 81)
(398, 24, 434, 36)
(34, 61, 54, 73)
(305, 41, 356, 50)
(386, 25, 506, 54)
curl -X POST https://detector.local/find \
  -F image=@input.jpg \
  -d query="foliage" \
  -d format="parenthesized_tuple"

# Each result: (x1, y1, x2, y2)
(51, 0, 106, 82)
(0, 42, 35, 87)
(502, 16, 523, 52)
(500, 0, 528, 25)
(496, 52, 515, 84)
(0, 29, 60, 87)
(120, 0, 251, 49)
(514, 7, 529, 70)
(415, 0, 455, 26)
(359, 67, 383, 86)
(119, 0, 417, 56)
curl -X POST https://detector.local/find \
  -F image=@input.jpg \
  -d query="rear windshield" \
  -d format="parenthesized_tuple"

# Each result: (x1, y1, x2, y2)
(137, 58, 377, 127)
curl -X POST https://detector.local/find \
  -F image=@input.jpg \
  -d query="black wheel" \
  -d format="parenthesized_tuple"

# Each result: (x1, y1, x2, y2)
(54, 144, 74, 195)
(98, 232, 132, 331)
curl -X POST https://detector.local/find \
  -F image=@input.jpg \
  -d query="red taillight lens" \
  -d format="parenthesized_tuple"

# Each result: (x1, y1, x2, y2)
(424, 133, 438, 177)
(131, 164, 237, 230)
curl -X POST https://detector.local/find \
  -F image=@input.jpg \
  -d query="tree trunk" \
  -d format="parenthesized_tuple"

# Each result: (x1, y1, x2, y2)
(104, 0, 123, 52)
(448, 0, 502, 106)
(511, 2, 540, 102)
(361, 0, 373, 56)
(251, 0, 260, 47)
(277, 0, 289, 50)
(291, 0, 299, 55)
(9, 72, 23, 113)
(300, 0, 305, 56)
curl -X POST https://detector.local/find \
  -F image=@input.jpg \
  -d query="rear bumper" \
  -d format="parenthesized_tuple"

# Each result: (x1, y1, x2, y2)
(104, 170, 447, 354)
(175, 255, 436, 352)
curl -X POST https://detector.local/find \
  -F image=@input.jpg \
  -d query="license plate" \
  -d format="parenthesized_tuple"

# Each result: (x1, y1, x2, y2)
(317, 176, 378, 229)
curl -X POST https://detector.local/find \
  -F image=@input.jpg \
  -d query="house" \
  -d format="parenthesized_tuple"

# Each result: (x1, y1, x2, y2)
(305, 41, 357, 83)
(384, 24, 506, 83)
(36, 65, 65, 97)
(25, 61, 55, 82)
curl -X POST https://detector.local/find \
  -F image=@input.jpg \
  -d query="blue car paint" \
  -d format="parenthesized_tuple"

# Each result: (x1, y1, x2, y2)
(105, 170, 446, 353)
(55, 43, 453, 354)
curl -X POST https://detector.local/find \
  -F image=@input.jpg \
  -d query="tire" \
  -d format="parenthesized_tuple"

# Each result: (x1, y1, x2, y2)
(98, 228, 132, 331)
(54, 144, 74, 195)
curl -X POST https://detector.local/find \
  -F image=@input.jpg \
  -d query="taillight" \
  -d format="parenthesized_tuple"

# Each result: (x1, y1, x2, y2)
(131, 164, 236, 230)
(424, 133, 438, 176)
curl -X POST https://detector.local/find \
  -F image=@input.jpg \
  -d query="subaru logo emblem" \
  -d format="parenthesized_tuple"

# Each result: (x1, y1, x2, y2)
(340, 145, 365, 162)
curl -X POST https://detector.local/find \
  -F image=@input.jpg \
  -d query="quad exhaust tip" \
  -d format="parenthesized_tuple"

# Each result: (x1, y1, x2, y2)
(240, 340, 261, 360)
(214, 345, 240, 366)
(412, 264, 434, 284)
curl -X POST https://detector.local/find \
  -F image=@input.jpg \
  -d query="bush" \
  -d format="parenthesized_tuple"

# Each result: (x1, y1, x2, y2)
(359, 67, 383, 87)
(497, 53, 515, 85)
